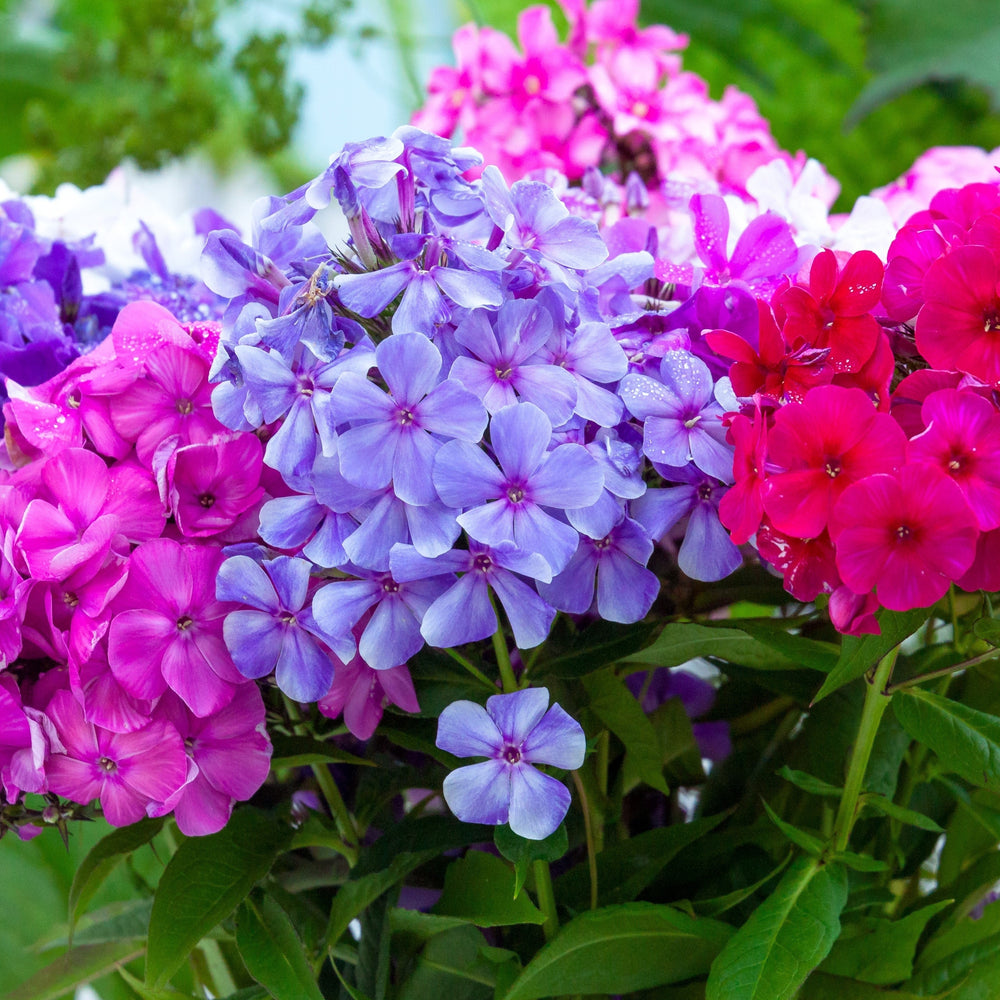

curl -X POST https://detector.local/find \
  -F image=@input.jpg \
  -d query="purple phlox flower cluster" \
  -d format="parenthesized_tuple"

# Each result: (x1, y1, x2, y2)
(436, 687, 585, 840)
(0, 300, 274, 836)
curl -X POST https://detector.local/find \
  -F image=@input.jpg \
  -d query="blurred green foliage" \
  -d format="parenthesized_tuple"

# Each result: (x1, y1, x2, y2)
(0, 0, 368, 193)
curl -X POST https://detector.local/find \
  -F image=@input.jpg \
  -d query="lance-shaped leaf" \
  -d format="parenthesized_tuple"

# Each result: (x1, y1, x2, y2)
(893, 688, 1000, 789)
(3, 941, 144, 1000)
(503, 902, 733, 1000)
(705, 857, 848, 1000)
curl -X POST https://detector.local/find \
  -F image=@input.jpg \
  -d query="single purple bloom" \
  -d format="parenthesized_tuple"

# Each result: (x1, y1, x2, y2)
(217, 554, 351, 702)
(392, 540, 556, 650)
(631, 471, 742, 582)
(449, 300, 578, 426)
(538, 516, 659, 624)
(333, 332, 488, 506)
(620, 350, 733, 483)
(433, 402, 604, 576)
(436, 687, 585, 840)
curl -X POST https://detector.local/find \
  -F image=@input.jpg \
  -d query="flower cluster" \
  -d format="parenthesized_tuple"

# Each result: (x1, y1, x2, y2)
(716, 180, 1000, 632)
(0, 301, 271, 837)
(413, 0, 828, 206)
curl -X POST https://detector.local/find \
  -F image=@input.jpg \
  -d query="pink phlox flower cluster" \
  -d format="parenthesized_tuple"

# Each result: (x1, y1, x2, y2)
(413, 0, 820, 202)
(0, 299, 273, 834)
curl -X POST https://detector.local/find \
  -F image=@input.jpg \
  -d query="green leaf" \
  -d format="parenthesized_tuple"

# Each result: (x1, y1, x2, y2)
(117, 967, 198, 1000)
(269, 734, 373, 769)
(819, 901, 951, 984)
(894, 687, 1000, 788)
(705, 857, 849, 1000)
(726, 621, 840, 673)
(859, 793, 944, 833)
(45, 899, 153, 949)
(235, 893, 324, 1000)
(395, 925, 499, 1000)
(503, 902, 733, 1000)
(68, 817, 164, 928)
(829, 851, 890, 874)
(918, 898, 1000, 971)
(2, 941, 144, 1000)
(812, 608, 927, 703)
(389, 910, 472, 941)
(906, 932, 1000, 994)
(145, 808, 293, 988)
(693, 854, 792, 918)
(973, 618, 1000, 647)
(799, 971, 930, 999)
(555, 813, 728, 910)
(850, 0, 1000, 122)
(539, 619, 659, 678)
(326, 849, 438, 947)
(494, 824, 568, 897)
(619, 623, 799, 671)
(761, 799, 824, 856)
(433, 851, 545, 927)
(777, 767, 842, 798)
(583, 668, 670, 794)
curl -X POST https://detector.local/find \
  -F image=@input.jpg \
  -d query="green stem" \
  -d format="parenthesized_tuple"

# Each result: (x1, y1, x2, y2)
(283, 695, 359, 863)
(571, 769, 599, 910)
(492, 628, 518, 694)
(444, 646, 496, 690)
(533, 859, 559, 941)
(885, 646, 1000, 694)
(831, 648, 898, 853)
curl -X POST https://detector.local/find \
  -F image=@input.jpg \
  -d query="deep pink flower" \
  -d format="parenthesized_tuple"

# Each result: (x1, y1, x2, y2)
(831, 464, 978, 611)
(108, 539, 244, 717)
(909, 388, 1000, 529)
(756, 520, 839, 602)
(150, 687, 271, 836)
(762, 385, 908, 538)
(45, 689, 187, 827)
(160, 433, 265, 538)
(0, 675, 53, 799)
(318, 654, 420, 741)
(916, 244, 1000, 382)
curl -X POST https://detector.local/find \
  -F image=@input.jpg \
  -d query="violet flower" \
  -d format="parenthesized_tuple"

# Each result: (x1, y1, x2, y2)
(436, 687, 585, 840)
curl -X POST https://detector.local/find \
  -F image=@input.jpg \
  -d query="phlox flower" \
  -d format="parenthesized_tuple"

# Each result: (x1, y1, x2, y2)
(319, 654, 420, 741)
(217, 554, 349, 702)
(436, 687, 585, 840)
(44, 689, 187, 827)
(108, 539, 245, 718)
(150, 687, 271, 837)
(831, 464, 979, 612)
(433, 402, 604, 576)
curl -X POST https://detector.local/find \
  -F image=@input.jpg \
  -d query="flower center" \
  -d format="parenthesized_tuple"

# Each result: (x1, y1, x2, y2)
(683, 414, 701, 429)
(502, 744, 522, 764)
(176, 398, 194, 415)
(631, 100, 650, 119)
(176, 615, 193, 631)
(984, 308, 1000, 332)
(494, 366, 513, 381)
(825, 459, 842, 478)
(397, 407, 415, 426)
(594, 535, 613, 550)
(523, 75, 541, 95)
(896, 524, 912, 541)
(381, 577, 400, 594)
(62, 590, 79, 608)
(506, 485, 526, 504)
(697, 483, 714, 501)
(98, 756, 118, 774)
(474, 553, 494, 573)
(280, 613, 297, 626)
(198, 492, 215, 508)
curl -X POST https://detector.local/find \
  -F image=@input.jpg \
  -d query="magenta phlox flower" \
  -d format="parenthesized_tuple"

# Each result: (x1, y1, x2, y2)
(620, 349, 733, 482)
(392, 539, 556, 650)
(0, 547, 30, 665)
(217, 554, 349, 702)
(15, 448, 127, 581)
(539, 515, 658, 623)
(158, 432, 265, 537)
(333, 333, 488, 505)
(150, 687, 271, 836)
(831, 463, 979, 611)
(44, 689, 187, 827)
(481, 166, 609, 274)
(318, 653, 420, 741)
(909, 388, 1000, 530)
(108, 539, 243, 717)
(449, 300, 578, 425)
(0, 675, 54, 798)
(434, 402, 604, 576)
(111, 340, 222, 465)
(436, 687, 585, 839)
(312, 565, 453, 671)
(72, 642, 155, 735)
